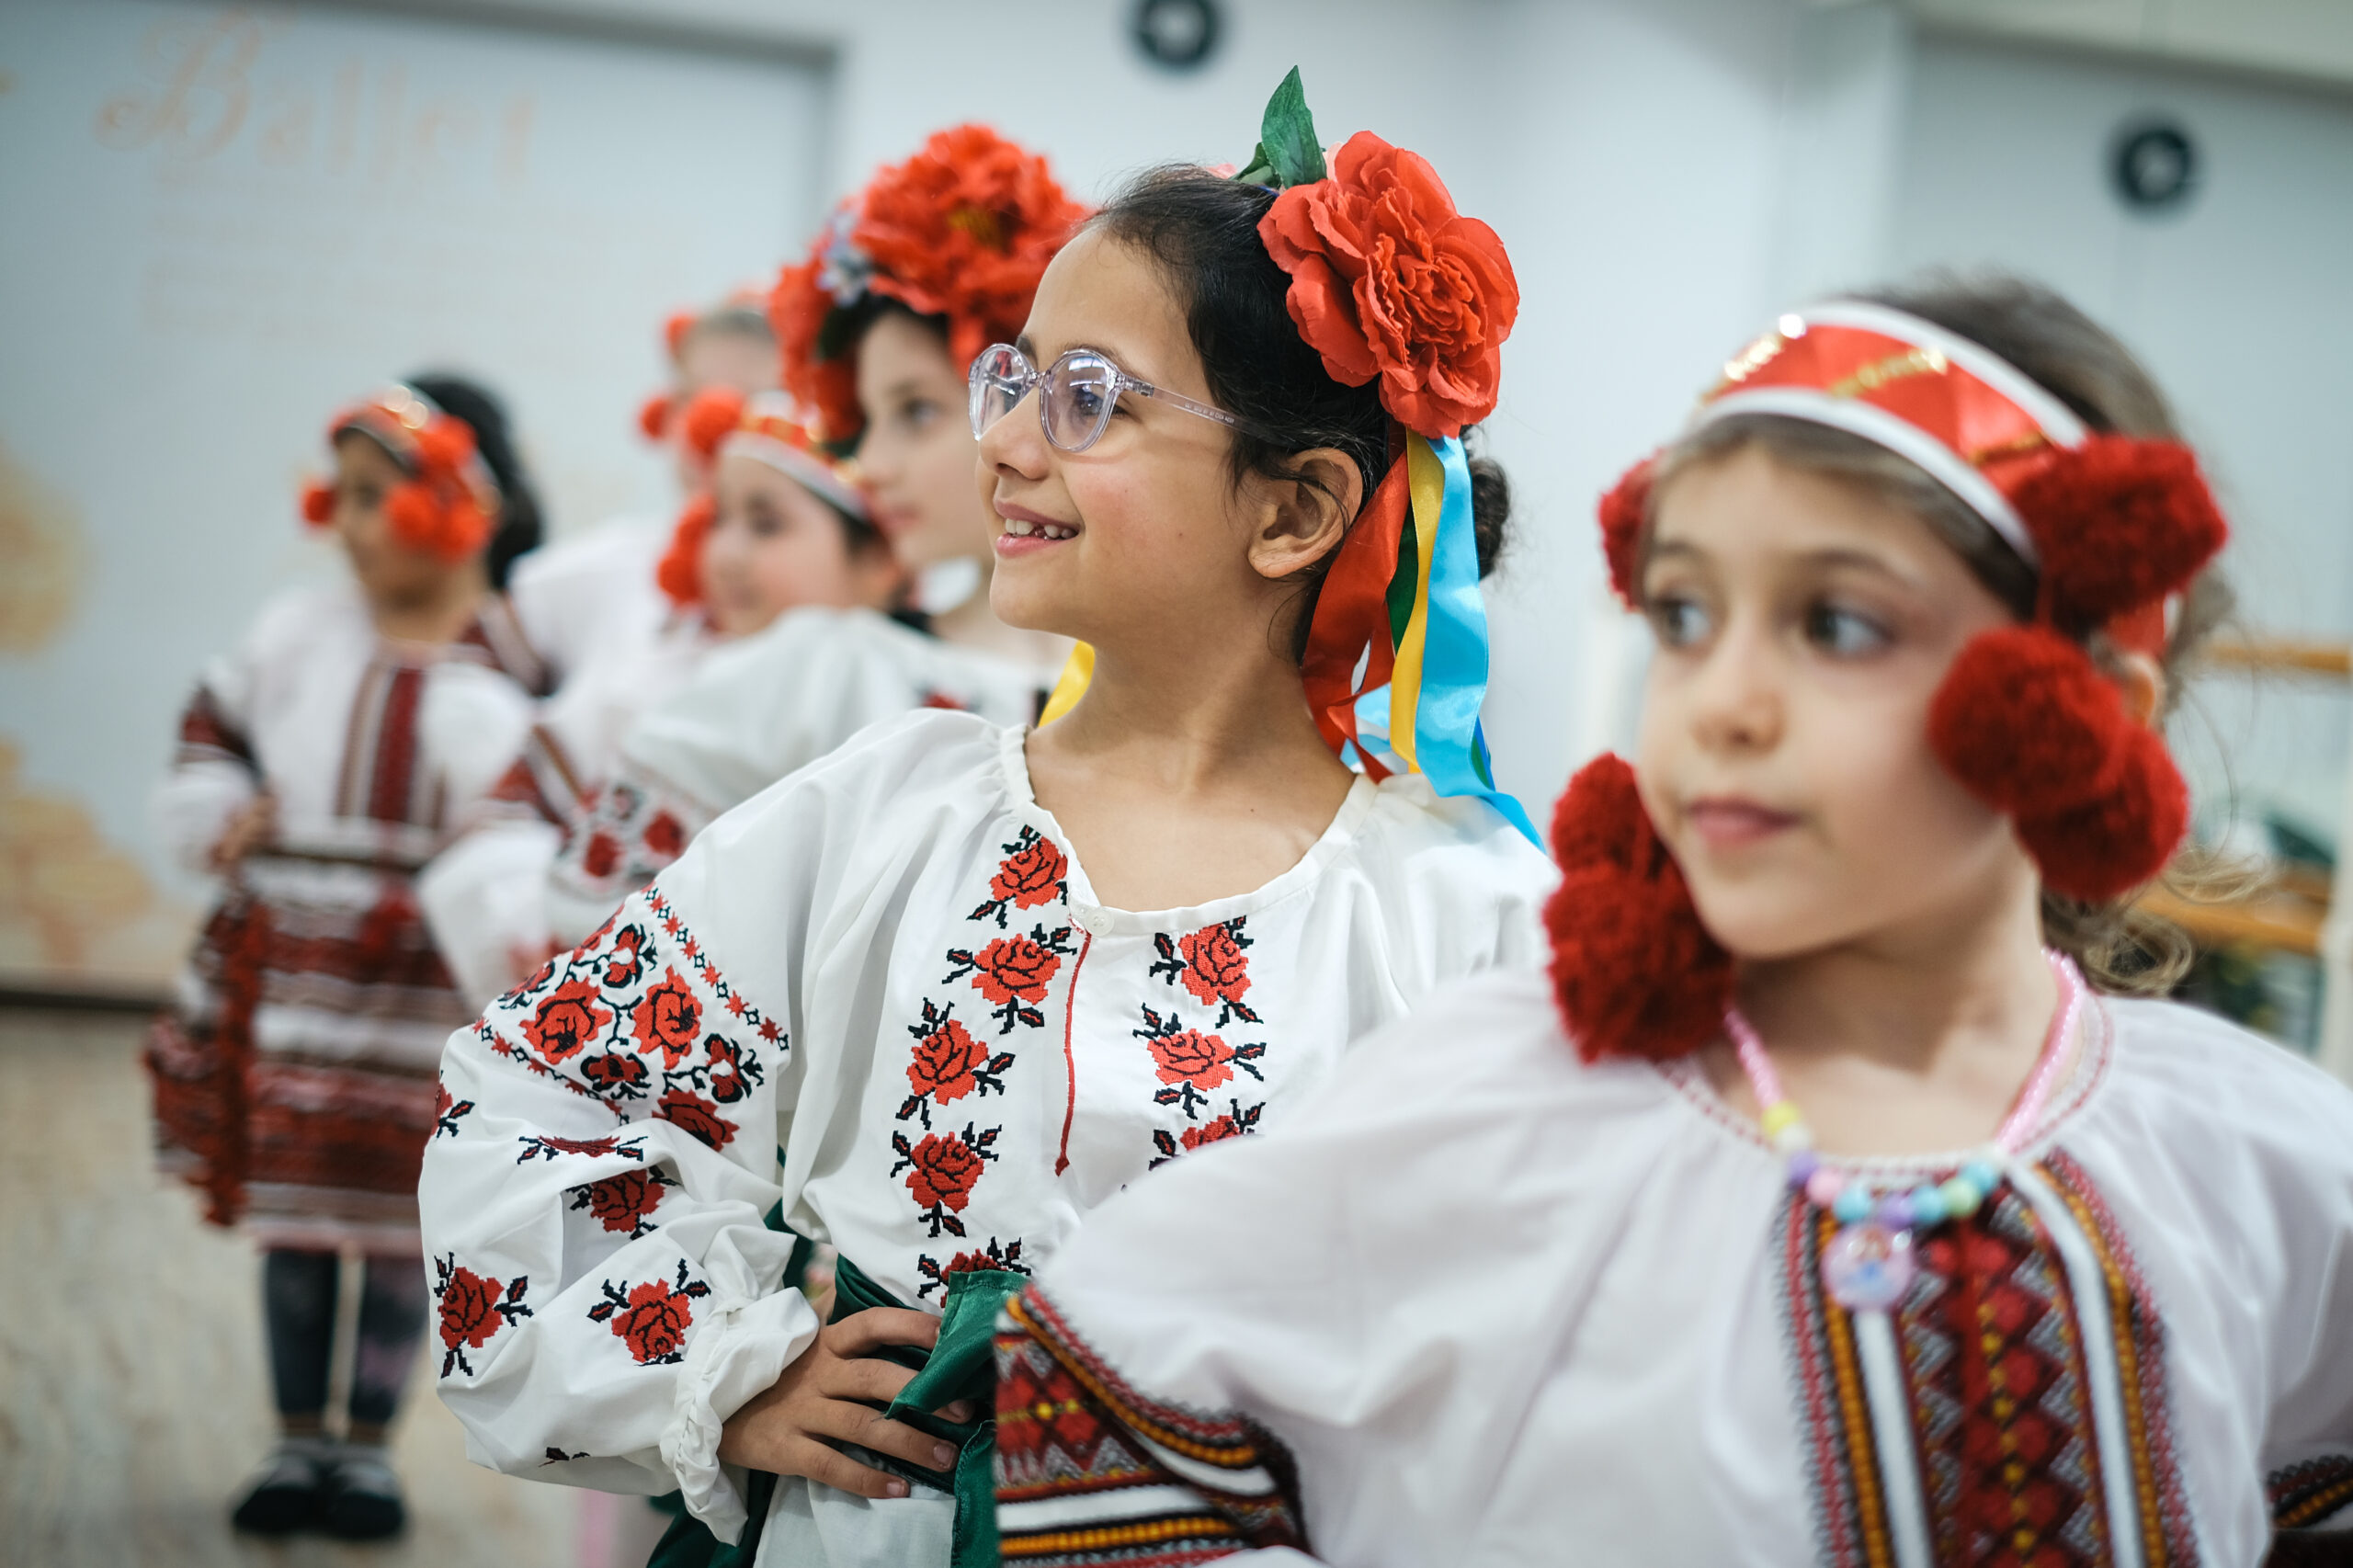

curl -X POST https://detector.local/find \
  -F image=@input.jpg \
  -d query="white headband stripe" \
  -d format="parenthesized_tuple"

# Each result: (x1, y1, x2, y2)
(722, 430, 869, 522)
(1697, 386, 2041, 566)
(1790, 302, 2090, 447)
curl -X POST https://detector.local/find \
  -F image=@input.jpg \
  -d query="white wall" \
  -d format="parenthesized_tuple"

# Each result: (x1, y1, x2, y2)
(0, 0, 829, 985)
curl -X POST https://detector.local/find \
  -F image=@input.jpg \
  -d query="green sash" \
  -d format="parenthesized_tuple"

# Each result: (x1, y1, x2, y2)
(646, 1254, 1022, 1568)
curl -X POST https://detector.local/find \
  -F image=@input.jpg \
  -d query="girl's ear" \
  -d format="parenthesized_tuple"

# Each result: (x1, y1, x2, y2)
(2114, 648, 2165, 728)
(1247, 448, 1364, 581)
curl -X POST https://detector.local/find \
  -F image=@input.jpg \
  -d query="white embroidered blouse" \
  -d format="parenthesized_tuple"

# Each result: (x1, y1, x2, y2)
(1007, 968, 2353, 1568)
(541, 606, 1050, 948)
(418, 710, 1556, 1561)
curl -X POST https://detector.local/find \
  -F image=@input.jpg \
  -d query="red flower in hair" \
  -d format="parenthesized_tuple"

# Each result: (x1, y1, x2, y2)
(1258, 131, 1518, 438)
(772, 128, 1086, 446)
(656, 494, 715, 608)
(1544, 755, 1733, 1062)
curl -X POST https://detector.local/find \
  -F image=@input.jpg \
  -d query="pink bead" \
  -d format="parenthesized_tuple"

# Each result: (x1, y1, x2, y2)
(1804, 1167, 1846, 1208)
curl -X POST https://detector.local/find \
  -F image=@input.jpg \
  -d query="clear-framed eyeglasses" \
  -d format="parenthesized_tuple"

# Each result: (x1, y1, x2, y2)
(967, 342, 1246, 453)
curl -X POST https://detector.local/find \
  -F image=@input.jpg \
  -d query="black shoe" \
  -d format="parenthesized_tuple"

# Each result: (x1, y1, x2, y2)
(230, 1439, 331, 1535)
(321, 1445, 408, 1540)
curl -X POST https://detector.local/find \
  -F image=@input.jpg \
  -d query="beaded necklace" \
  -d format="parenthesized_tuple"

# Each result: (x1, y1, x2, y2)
(1727, 951, 2085, 1312)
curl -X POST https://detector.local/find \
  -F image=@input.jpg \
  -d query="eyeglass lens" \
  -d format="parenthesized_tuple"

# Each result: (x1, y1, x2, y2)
(968, 346, 1127, 454)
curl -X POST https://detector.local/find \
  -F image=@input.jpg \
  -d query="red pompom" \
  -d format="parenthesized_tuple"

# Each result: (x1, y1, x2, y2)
(1597, 458, 1654, 608)
(300, 482, 335, 527)
(677, 385, 747, 465)
(1543, 753, 1733, 1062)
(1928, 626, 2189, 900)
(657, 493, 716, 607)
(384, 482, 492, 562)
(412, 418, 479, 473)
(638, 392, 674, 441)
(1927, 627, 2131, 819)
(2010, 435, 2227, 630)
(662, 310, 698, 360)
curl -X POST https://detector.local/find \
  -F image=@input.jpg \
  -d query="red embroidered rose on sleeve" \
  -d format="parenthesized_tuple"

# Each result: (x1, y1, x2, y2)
(587, 1259, 710, 1365)
(433, 1255, 533, 1377)
(631, 967, 701, 1068)
(654, 1087, 734, 1151)
(570, 1168, 676, 1238)
(525, 980, 611, 1064)
(581, 831, 622, 881)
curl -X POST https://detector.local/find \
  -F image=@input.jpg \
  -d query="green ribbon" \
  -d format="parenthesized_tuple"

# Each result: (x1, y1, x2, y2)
(647, 1253, 1022, 1568)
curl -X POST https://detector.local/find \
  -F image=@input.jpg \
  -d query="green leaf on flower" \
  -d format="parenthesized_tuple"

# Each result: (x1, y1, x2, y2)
(1233, 66, 1325, 189)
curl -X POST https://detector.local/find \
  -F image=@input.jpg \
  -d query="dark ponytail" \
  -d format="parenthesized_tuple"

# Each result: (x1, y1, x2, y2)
(404, 371, 544, 589)
(1090, 166, 1512, 657)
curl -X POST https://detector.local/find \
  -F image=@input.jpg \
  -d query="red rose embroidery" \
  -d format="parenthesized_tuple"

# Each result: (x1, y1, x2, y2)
(433, 1255, 532, 1376)
(1150, 1099, 1265, 1167)
(915, 1236, 1027, 1299)
(1151, 918, 1259, 1026)
(631, 968, 701, 1067)
(891, 1123, 999, 1237)
(1135, 1005, 1267, 1118)
(581, 832, 622, 880)
(525, 980, 611, 1064)
(516, 1132, 645, 1165)
(943, 924, 1074, 1034)
(587, 1259, 710, 1365)
(642, 812, 686, 860)
(968, 826, 1068, 927)
(896, 1000, 1013, 1129)
(571, 1168, 675, 1237)
(702, 1034, 763, 1105)
(602, 926, 646, 989)
(654, 1087, 734, 1151)
(579, 1051, 649, 1101)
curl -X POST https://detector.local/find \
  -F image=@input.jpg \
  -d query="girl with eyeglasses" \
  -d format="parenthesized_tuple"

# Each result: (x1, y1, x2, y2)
(419, 86, 1555, 1568)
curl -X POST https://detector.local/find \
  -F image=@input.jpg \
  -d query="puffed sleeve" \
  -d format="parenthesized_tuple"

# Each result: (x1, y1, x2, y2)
(420, 799, 826, 1542)
(2255, 1068, 2353, 1541)
(152, 676, 261, 875)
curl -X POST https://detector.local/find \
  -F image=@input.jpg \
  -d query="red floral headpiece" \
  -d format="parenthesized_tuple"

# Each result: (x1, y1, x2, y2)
(769, 125, 1088, 449)
(1257, 132, 1518, 439)
(1556, 302, 2228, 1060)
(300, 385, 499, 562)
(656, 392, 870, 608)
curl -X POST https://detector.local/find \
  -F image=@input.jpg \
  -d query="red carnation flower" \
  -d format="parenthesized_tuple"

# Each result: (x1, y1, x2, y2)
(1258, 131, 1518, 438)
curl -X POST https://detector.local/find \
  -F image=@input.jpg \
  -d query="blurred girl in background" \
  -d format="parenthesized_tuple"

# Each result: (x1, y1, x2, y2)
(422, 394, 901, 1004)
(146, 378, 543, 1540)
(540, 126, 1080, 937)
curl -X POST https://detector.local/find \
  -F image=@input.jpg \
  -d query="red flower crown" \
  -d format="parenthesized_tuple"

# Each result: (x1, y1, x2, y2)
(1556, 302, 2228, 1061)
(637, 293, 772, 441)
(300, 385, 499, 562)
(769, 125, 1088, 449)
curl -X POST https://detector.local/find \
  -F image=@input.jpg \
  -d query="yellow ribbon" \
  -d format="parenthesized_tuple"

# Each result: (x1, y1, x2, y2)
(1387, 434, 1445, 773)
(1039, 642, 1094, 725)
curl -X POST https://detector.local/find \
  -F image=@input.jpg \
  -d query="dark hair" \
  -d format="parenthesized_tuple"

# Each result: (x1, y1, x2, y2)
(404, 371, 544, 588)
(1090, 165, 1511, 658)
(684, 301, 775, 353)
(1648, 274, 2234, 994)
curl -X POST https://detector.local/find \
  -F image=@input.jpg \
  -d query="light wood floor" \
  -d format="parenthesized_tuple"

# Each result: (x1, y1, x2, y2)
(0, 1008, 665, 1568)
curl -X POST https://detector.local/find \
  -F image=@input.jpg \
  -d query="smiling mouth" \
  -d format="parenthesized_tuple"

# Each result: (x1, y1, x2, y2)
(999, 513, 1079, 541)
